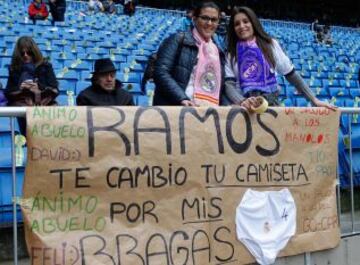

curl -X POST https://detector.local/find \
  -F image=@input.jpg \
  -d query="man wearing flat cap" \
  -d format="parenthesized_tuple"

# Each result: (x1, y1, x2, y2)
(76, 58, 134, 106)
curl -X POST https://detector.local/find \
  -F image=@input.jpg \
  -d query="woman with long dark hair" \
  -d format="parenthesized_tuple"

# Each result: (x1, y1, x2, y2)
(153, 1, 227, 106)
(225, 6, 335, 110)
(5, 36, 59, 134)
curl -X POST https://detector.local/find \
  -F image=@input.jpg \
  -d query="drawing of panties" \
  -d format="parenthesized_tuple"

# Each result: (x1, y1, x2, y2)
(235, 188, 296, 265)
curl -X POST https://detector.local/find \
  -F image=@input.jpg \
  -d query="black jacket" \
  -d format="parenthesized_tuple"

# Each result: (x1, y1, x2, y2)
(5, 61, 59, 106)
(49, 0, 66, 21)
(76, 80, 134, 106)
(153, 30, 227, 106)
(49, 0, 66, 8)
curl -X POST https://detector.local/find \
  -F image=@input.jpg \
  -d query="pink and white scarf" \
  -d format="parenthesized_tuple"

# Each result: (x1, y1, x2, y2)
(192, 28, 221, 106)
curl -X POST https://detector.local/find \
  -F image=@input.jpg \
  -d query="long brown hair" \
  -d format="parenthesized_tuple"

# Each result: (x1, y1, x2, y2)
(10, 36, 44, 72)
(227, 6, 275, 68)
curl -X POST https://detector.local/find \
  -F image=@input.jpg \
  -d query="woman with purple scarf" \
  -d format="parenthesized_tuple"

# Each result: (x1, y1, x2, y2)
(224, 6, 336, 111)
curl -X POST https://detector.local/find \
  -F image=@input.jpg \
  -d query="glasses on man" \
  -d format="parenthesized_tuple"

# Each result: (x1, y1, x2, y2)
(198, 15, 219, 24)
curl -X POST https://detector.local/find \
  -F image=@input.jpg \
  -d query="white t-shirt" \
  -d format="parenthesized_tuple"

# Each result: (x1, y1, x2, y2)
(185, 70, 196, 100)
(225, 39, 294, 91)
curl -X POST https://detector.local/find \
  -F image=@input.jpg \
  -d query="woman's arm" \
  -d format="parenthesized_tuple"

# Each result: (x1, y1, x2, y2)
(272, 39, 336, 110)
(38, 63, 59, 104)
(285, 70, 317, 104)
(40, 63, 59, 93)
(286, 70, 336, 110)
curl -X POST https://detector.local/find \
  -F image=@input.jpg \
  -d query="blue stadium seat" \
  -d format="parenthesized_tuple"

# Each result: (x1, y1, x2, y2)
(328, 87, 350, 98)
(308, 78, 322, 88)
(0, 118, 19, 133)
(53, 51, 76, 61)
(3, 36, 17, 48)
(64, 59, 92, 73)
(57, 95, 69, 106)
(135, 95, 149, 106)
(349, 89, 360, 98)
(120, 62, 143, 72)
(0, 167, 24, 204)
(323, 79, 340, 88)
(76, 81, 91, 95)
(86, 47, 108, 55)
(127, 55, 149, 64)
(117, 72, 141, 83)
(329, 97, 345, 107)
(295, 97, 311, 107)
(123, 83, 141, 94)
(340, 79, 358, 89)
(0, 57, 11, 69)
(0, 68, 8, 79)
(0, 164, 24, 226)
(63, 46, 85, 54)
(80, 70, 92, 81)
(111, 55, 127, 65)
(56, 68, 78, 82)
(279, 98, 294, 107)
(58, 79, 75, 94)
(77, 52, 100, 61)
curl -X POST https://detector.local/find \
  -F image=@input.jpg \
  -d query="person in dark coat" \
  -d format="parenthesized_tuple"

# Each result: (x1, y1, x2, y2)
(49, 0, 66, 24)
(76, 58, 134, 106)
(153, 1, 227, 106)
(5, 36, 59, 135)
(123, 0, 136, 16)
(102, 0, 116, 14)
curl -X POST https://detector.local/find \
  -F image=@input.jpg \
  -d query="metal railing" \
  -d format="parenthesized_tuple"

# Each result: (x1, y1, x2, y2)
(0, 107, 359, 265)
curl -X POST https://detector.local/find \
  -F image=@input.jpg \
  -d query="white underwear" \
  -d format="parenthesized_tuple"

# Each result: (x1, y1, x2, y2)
(236, 188, 296, 265)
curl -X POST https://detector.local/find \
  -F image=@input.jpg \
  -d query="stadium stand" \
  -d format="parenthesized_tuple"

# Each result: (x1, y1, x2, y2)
(0, 0, 359, 226)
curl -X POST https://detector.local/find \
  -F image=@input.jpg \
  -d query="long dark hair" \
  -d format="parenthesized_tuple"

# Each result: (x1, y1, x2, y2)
(10, 36, 44, 72)
(227, 6, 275, 68)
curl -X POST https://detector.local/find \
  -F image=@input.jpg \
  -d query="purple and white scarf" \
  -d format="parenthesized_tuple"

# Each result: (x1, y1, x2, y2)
(237, 39, 277, 95)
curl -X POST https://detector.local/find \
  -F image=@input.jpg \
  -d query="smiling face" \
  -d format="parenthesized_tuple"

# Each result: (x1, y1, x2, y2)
(234, 12, 255, 41)
(193, 7, 219, 41)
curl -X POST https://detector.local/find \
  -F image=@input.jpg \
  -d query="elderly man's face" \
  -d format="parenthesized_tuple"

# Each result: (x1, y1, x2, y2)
(96, 71, 116, 91)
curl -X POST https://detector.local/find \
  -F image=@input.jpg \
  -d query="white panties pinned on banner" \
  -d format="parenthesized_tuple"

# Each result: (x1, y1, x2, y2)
(236, 188, 296, 265)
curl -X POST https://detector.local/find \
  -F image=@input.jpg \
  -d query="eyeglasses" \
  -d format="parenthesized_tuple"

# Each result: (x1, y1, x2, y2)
(198, 15, 219, 24)
(21, 50, 33, 57)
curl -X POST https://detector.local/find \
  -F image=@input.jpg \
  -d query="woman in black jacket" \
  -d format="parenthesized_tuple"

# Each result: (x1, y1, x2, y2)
(5, 36, 59, 135)
(153, 1, 227, 106)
